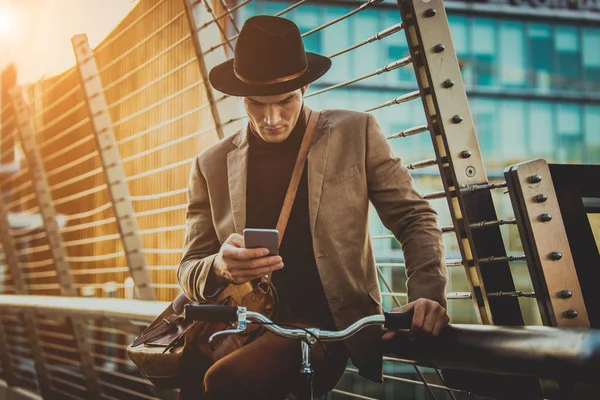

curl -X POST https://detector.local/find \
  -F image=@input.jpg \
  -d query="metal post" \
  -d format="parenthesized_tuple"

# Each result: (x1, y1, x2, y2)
(505, 159, 590, 327)
(396, 0, 523, 326)
(182, 0, 245, 138)
(9, 87, 102, 399)
(0, 189, 51, 396)
(71, 34, 155, 302)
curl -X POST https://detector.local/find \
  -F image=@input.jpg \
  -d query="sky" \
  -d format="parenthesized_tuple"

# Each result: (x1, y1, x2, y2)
(0, 0, 136, 85)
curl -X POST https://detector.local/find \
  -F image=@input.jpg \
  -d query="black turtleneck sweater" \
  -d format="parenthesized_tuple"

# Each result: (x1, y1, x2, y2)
(246, 111, 335, 329)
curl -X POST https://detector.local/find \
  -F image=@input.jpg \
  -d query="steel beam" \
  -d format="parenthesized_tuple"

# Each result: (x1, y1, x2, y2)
(71, 34, 155, 302)
(505, 159, 589, 327)
(182, 0, 245, 138)
(0, 190, 51, 396)
(396, 0, 523, 326)
(9, 88, 102, 399)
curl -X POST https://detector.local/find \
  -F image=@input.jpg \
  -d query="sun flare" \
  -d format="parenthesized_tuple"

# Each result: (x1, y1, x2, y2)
(0, 4, 14, 37)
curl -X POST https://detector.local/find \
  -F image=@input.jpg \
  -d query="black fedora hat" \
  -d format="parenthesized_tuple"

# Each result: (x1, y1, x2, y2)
(209, 15, 331, 97)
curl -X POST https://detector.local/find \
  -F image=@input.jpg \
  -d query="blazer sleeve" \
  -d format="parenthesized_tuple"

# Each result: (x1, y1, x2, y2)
(177, 155, 222, 303)
(365, 114, 448, 308)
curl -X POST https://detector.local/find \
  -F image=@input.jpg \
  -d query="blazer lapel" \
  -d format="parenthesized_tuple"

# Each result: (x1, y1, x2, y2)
(307, 110, 331, 234)
(227, 125, 249, 234)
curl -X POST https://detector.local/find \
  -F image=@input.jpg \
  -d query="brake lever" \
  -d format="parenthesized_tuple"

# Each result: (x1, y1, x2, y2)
(208, 306, 248, 343)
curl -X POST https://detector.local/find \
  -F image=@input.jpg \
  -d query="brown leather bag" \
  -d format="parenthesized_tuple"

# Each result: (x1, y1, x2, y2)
(127, 111, 320, 388)
(126, 284, 276, 388)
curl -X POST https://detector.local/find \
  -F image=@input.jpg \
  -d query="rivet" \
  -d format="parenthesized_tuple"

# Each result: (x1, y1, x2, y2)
(425, 8, 437, 17)
(452, 115, 463, 124)
(264, 274, 269, 280)
(465, 166, 476, 178)
(557, 290, 573, 299)
(460, 150, 472, 158)
(444, 79, 455, 88)
(549, 251, 563, 261)
(540, 213, 552, 222)
(434, 44, 446, 53)
(534, 194, 548, 203)
(563, 309, 578, 319)
(529, 174, 542, 184)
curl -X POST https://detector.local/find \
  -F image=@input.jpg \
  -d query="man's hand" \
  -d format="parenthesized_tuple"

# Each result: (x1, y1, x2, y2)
(212, 233, 284, 285)
(382, 298, 449, 341)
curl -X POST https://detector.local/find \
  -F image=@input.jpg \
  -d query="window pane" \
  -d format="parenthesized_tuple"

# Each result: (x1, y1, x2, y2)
(556, 104, 583, 163)
(500, 100, 527, 161)
(528, 102, 555, 159)
(583, 28, 600, 93)
(499, 21, 526, 87)
(472, 20, 496, 87)
(472, 98, 498, 164)
(584, 105, 600, 163)
(449, 16, 472, 86)
(322, 6, 353, 83)
(555, 26, 580, 91)
(528, 24, 552, 92)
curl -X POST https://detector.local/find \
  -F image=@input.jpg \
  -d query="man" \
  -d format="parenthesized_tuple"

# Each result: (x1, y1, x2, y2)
(178, 15, 448, 399)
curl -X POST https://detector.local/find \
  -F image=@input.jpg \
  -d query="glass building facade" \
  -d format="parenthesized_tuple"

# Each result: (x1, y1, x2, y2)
(237, 1, 600, 329)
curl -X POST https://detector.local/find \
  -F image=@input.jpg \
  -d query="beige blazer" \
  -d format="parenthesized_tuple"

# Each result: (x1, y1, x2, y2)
(178, 107, 447, 382)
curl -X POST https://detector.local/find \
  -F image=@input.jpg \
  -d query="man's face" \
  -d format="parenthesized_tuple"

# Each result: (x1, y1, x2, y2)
(243, 87, 307, 143)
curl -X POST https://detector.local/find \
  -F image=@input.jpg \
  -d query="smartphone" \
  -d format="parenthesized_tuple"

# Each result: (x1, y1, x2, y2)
(243, 228, 279, 256)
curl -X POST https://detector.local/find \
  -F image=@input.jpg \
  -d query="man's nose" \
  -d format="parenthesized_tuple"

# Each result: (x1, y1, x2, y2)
(264, 106, 281, 126)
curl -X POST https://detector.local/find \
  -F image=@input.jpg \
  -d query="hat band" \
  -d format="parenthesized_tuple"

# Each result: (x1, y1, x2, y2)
(234, 66, 307, 85)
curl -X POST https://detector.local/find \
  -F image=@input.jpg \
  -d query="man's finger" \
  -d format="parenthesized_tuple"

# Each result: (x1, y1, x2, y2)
(421, 308, 438, 335)
(432, 313, 450, 336)
(382, 330, 396, 341)
(411, 302, 426, 335)
(223, 246, 269, 261)
(226, 233, 244, 248)
(237, 263, 284, 280)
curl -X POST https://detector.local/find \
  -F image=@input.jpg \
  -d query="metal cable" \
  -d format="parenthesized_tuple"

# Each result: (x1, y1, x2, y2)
(197, 0, 252, 32)
(62, 233, 120, 248)
(18, 259, 53, 269)
(121, 125, 215, 164)
(36, 101, 85, 135)
(130, 187, 187, 201)
(217, 0, 241, 34)
(53, 184, 107, 206)
(329, 23, 403, 59)
(302, 0, 384, 39)
(48, 167, 102, 192)
(364, 90, 421, 112)
(306, 57, 411, 98)
(116, 103, 209, 148)
(135, 204, 186, 218)
(204, 0, 310, 55)
(143, 248, 182, 254)
(201, 0, 234, 53)
(43, 134, 94, 166)
(39, 69, 76, 99)
(38, 118, 90, 151)
(95, 0, 168, 53)
(103, 35, 193, 92)
(125, 157, 195, 182)
(138, 225, 186, 235)
(60, 216, 117, 234)
(98, 12, 185, 75)
(99, 380, 161, 400)
(413, 365, 438, 400)
(34, 85, 80, 119)
(376, 267, 402, 308)
(108, 58, 198, 110)
(66, 252, 124, 262)
(387, 125, 429, 140)
(64, 202, 113, 221)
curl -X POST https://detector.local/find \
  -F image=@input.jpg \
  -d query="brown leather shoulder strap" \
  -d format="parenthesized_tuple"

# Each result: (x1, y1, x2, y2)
(261, 110, 320, 284)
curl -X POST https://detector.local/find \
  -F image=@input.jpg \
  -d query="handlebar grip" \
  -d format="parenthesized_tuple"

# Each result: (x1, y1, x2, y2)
(184, 304, 239, 323)
(383, 311, 414, 330)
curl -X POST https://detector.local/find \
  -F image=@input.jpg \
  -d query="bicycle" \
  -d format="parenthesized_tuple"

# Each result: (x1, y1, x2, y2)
(184, 304, 414, 400)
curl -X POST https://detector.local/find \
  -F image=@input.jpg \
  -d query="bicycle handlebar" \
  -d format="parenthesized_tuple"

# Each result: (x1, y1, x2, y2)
(184, 303, 414, 341)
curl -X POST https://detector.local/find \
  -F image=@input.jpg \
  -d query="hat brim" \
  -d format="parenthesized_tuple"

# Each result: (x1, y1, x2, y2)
(208, 52, 331, 97)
